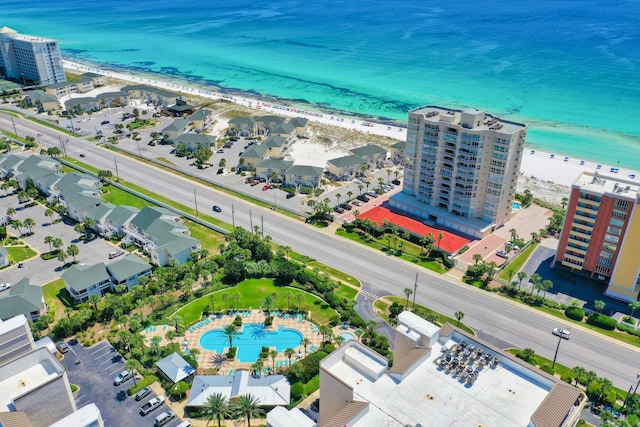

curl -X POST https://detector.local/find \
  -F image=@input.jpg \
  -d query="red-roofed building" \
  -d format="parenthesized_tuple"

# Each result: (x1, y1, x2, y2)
(359, 206, 470, 254)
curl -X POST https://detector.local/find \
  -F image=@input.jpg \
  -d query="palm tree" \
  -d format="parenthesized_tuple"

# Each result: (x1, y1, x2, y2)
(354, 328, 364, 342)
(540, 279, 553, 299)
(335, 193, 342, 206)
(124, 359, 139, 386)
(220, 324, 240, 350)
(202, 392, 231, 427)
(251, 360, 264, 377)
(11, 219, 23, 236)
(594, 300, 606, 314)
(386, 168, 392, 183)
(357, 184, 364, 195)
(301, 337, 311, 356)
(437, 232, 444, 254)
(346, 190, 353, 201)
(263, 293, 276, 317)
(454, 311, 464, 327)
(269, 349, 278, 372)
(44, 235, 54, 252)
(23, 217, 35, 234)
(212, 353, 229, 372)
(530, 273, 542, 295)
(6, 207, 15, 218)
(45, 208, 55, 224)
(571, 366, 586, 386)
(598, 378, 613, 402)
(232, 394, 264, 427)
(472, 253, 482, 265)
(66, 244, 79, 263)
(403, 287, 413, 308)
(561, 197, 569, 209)
(516, 271, 528, 291)
(284, 348, 295, 366)
(509, 228, 518, 242)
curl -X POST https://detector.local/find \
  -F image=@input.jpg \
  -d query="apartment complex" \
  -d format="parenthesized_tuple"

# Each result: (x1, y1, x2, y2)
(555, 171, 640, 301)
(269, 311, 585, 426)
(0, 27, 66, 85)
(390, 106, 527, 239)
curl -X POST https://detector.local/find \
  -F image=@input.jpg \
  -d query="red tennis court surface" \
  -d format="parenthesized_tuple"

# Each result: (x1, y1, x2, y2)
(359, 206, 470, 254)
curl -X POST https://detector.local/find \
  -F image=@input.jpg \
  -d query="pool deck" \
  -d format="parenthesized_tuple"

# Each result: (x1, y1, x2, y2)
(140, 311, 357, 373)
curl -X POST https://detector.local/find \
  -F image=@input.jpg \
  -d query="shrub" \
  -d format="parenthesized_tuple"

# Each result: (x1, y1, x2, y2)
(539, 364, 555, 375)
(127, 375, 159, 396)
(264, 316, 273, 327)
(227, 347, 237, 359)
(291, 382, 305, 401)
(617, 322, 640, 337)
(565, 306, 585, 321)
(169, 381, 190, 399)
(70, 384, 79, 393)
(233, 315, 243, 327)
(322, 343, 335, 353)
(586, 313, 617, 330)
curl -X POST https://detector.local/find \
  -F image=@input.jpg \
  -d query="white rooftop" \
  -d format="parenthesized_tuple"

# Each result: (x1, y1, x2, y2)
(0, 348, 64, 411)
(322, 332, 557, 426)
(267, 406, 317, 427)
(49, 403, 102, 427)
(573, 171, 640, 198)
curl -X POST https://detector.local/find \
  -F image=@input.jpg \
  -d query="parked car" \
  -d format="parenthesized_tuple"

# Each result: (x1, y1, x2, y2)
(113, 370, 133, 386)
(134, 387, 152, 401)
(496, 250, 509, 259)
(366, 191, 378, 198)
(552, 328, 571, 339)
(506, 242, 519, 251)
(333, 206, 345, 214)
(0, 283, 11, 292)
(212, 205, 222, 212)
(217, 148, 224, 153)
(262, 184, 271, 191)
(392, 179, 401, 185)
(101, 120, 110, 125)
(352, 200, 362, 206)
(340, 203, 352, 211)
(108, 249, 125, 259)
(56, 341, 70, 353)
(356, 194, 369, 202)
(285, 192, 295, 199)
(140, 396, 165, 415)
(154, 410, 176, 426)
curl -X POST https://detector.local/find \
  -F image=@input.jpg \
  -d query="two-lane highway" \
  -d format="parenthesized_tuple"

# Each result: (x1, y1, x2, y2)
(2, 111, 638, 388)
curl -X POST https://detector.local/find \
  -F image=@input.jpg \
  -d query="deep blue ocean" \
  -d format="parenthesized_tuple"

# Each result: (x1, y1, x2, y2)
(3, 0, 640, 167)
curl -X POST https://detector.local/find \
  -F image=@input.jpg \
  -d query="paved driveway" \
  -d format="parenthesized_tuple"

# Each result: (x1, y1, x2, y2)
(61, 340, 183, 427)
(0, 193, 121, 286)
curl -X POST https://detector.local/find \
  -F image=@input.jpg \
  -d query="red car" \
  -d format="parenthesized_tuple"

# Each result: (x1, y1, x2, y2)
(262, 184, 271, 191)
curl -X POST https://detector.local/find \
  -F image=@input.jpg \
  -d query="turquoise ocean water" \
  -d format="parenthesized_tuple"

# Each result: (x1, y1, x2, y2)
(3, 0, 639, 168)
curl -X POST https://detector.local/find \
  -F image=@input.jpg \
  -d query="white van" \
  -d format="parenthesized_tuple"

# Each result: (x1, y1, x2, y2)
(176, 422, 192, 427)
(108, 249, 125, 259)
(154, 411, 176, 427)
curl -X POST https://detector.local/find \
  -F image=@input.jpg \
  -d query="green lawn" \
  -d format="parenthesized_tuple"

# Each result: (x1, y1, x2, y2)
(172, 278, 338, 325)
(184, 219, 225, 253)
(42, 278, 73, 320)
(101, 184, 152, 209)
(498, 242, 539, 280)
(6, 245, 37, 262)
(337, 284, 358, 301)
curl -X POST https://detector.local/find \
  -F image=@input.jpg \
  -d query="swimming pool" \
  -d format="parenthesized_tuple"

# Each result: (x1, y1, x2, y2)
(199, 324, 303, 362)
(339, 332, 355, 342)
(512, 202, 521, 210)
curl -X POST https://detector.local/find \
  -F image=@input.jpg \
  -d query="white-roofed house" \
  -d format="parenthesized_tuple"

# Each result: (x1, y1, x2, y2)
(187, 370, 290, 413)
(156, 352, 196, 385)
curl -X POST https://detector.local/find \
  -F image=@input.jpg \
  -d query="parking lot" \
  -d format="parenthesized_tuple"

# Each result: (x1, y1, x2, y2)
(61, 340, 184, 427)
(0, 193, 120, 287)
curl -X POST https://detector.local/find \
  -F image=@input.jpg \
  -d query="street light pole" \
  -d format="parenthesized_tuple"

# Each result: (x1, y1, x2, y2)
(621, 372, 640, 412)
(412, 272, 418, 311)
(551, 329, 569, 370)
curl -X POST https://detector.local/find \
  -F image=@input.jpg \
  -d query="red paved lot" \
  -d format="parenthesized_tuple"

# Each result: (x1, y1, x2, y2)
(359, 206, 470, 253)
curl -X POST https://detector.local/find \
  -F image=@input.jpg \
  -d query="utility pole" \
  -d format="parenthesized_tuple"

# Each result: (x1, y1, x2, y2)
(193, 188, 199, 217)
(249, 210, 253, 233)
(10, 117, 18, 137)
(412, 272, 418, 311)
(261, 215, 264, 239)
(114, 158, 120, 182)
(231, 204, 235, 229)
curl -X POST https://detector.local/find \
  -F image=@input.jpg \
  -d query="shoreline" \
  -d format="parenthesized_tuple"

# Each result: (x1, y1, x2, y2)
(62, 60, 640, 193)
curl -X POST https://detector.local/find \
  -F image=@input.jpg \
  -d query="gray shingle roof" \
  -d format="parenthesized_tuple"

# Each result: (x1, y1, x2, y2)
(241, 144, 268, 159)
(106, 205, 140, 227)
(349, 144, 387, 156)
(62, 263, 110, 293)
(271, 123, 294, 135)
(26, 90, 58, 104)
(391, 141, 406, 150)
(156, 352, 195, 383)
(228, 116, 256, 125)
(106, 254, 152, 282)
(289, 117, 308, 128)
(131, 207, 178, 232)
(162, 119, 190, 133)
(188, 109, 212, 121)
(0, 278, 42, 320)
(96, 91, 127, 99)
(263, 136, 287, 148)
(327, 155, 364, 168)
(284, 164, 324, 177)
(257, 115, 285, 124)
(255, 158, 294, 170)
(121, 84, 179, 99)
(174, 134, 216, 145)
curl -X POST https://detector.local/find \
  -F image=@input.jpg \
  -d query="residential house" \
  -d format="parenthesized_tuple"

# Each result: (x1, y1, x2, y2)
(0, 278, 45, 321)
(255, 158, 293, 183)
(82, 203, 116, 235)
(263, 135, 288, 158)
(81, 72, 107, 87)
(59, 189, 102, 223)
(45, 81, 80, 98)
(62, 263, 112, 303)
(0, 246, 8, 267)
(121, 84, 180, 107)
(156, 352, 196, 385)
(95, 91, 128, 108)
(289, 117, 309, 138)
(187, 370, 290, 411)
(161, 119, 190, 143)
(64, 97, 99, 113)
(270, 122, 295, 140)
(255, 115, 285, 135)
(164, 99, 194, 117)
(240, 144, 268, 169)
(349, 144, 387, 167)
(389, 140, 405, 164)
(105, 205, 140, 237)
(188, 109, 214, 133)
(326, 155, 364, 180)
(174, 134, 216, 152)
(25, 90, 59, 112)
(0, 154, 26, 177)
(44, 72, 102, 98)
(284, 165, 324, 189)
(106, 254, 152, 291)
(14, 155, 60, 190)
(228, 116, 256, 136)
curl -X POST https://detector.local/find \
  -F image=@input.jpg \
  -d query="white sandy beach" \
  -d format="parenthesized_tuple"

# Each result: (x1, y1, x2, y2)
(63, 60, 640, 198)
